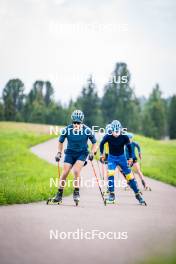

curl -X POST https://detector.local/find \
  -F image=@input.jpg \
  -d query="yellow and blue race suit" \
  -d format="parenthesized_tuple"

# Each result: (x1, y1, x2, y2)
(100, 134, 139, 194)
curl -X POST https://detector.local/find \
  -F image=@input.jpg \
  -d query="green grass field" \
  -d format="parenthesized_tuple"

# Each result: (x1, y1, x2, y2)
(134, 135, 176, 186)
(0, 122, 73, 205)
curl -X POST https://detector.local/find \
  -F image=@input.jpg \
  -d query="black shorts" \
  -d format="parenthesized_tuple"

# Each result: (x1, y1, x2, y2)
(64, 151, 88, 166)
(105, 153, 109, 164)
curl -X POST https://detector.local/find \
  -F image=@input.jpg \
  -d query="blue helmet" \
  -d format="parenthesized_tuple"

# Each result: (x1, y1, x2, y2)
(111, 120, 122, 132)
(105, 124, 112, 134)
(71, 110, 84, 123)
(126, 133, 134, 139)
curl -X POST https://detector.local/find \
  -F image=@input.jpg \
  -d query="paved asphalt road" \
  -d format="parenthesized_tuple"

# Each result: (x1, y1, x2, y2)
(0, 138, 176, 264)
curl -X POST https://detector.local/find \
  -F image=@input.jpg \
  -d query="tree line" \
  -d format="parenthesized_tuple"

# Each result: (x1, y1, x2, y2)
(0, 62, 176, 139)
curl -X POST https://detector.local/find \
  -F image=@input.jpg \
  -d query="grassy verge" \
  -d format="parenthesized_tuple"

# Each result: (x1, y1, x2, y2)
(0, 122, 73, 205)
(134, 135, 176, 186)
(95, 133, 176, 186)
(139, 246, 176, 264)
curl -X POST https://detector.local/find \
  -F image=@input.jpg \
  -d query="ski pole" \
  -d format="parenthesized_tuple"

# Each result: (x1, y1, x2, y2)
(47, 161, 61, 204)
(101, 162, 105, 181)
(90, 161, 106, 206)
(57, 161, 62, 190)
(140, 159, 142, 170)
(96, 160, 104, 181)
(58, 161, 61, 178)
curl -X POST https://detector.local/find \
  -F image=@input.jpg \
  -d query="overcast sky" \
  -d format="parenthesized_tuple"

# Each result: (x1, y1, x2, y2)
(0, 0, 176, 103)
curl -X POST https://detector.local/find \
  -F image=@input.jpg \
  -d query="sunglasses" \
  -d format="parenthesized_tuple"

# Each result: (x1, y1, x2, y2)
(73, 122, 81, 125)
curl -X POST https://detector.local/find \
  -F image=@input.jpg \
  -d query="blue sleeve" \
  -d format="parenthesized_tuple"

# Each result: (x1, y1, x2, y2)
(100, 135, 108, 154)
(126, 143, 132, 158)
(125, 145, 129, 158)
(88, 129, 97, 144)
(84, 126, 97, 144)
(58, 127, 68, 143)
(134, 142, 141, 153)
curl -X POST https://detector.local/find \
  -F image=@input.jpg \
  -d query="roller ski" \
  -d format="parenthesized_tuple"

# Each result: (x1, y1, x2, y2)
(73, 188, 80, 206)
(47, 189, 63, 205)
(106, 192, 115, 204)
(135, 192, 147, 206)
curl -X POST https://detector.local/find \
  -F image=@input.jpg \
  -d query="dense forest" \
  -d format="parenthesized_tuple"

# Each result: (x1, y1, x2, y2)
(0, 62, 176, 139)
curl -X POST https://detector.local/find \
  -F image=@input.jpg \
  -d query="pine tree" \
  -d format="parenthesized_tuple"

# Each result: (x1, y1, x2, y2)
(44, 81, 54, 106)
(75, 75, 102, 127)
(2, 79, 24, 120)
(102, 62, 140, 131)
(168, 95, 176, 139)
(142, 84, 166, 139)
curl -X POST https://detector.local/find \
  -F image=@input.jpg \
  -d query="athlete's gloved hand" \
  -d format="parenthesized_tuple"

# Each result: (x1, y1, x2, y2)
(55, 152, 62, 162)
(88, 153, 94, 161)
(128, 158, 133, 167)
(100, 155, 105, 164)
(139, 153, 142, 160)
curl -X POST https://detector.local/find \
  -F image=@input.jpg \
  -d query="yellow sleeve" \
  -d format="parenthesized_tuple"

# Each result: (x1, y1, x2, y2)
(104, 142, 109, 154)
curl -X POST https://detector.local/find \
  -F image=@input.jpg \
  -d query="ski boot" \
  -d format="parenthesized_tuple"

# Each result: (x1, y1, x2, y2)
(47, 190, 63, 205)
(106, 192, 115, 204)
(73, 188, 80, 206)
(135, 192, 147, 206)
(103, 189, 109, 199)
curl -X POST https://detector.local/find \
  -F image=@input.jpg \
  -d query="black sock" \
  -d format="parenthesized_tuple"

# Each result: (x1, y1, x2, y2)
(58, 188, 63, 194)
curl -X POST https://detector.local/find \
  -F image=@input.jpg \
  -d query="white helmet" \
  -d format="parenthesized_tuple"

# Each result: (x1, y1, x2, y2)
(111, 120, 122, 132)
(105, 124, 112, 134)
(71, 110, 84, 123)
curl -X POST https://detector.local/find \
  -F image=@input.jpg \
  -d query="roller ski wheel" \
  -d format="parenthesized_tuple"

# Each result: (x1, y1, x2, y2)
(104, 199, 107, 206)
(135, 193, 147, 206)
(106, 200, 115, 204)
(73, 189, 80, 206)
(106, 192, 115, 204)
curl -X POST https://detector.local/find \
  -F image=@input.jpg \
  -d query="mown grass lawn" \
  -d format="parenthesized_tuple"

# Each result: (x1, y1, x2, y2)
(134, 135, 176, 186)
(0, 122, 73, 205)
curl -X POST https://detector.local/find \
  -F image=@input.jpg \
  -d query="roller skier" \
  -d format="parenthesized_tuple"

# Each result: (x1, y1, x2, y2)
(99, 120, 147, 205)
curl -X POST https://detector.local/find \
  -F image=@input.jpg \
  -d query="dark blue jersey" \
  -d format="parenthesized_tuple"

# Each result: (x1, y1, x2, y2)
(100, 134, 132, 157)
(125, 142, 141, 159)
(59, 124, 96, 154)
